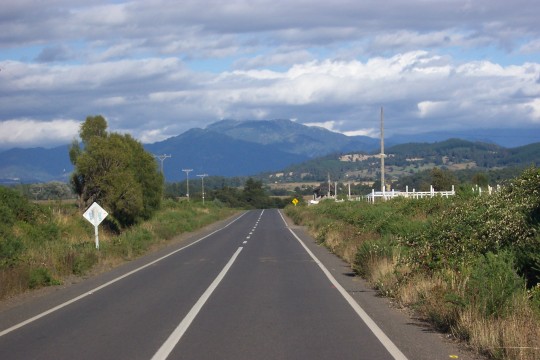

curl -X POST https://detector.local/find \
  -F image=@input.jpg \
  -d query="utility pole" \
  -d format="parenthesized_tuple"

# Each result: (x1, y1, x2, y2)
(182, 169, 193, 201)
(154, 154, 171, 174)
(327, 173, 331, 198)
(380, 107, 386, 194)
(197, 174, 208, 205)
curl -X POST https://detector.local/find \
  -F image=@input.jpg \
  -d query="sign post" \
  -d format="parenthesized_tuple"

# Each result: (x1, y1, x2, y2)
(292, 198, 299, 206)
(83, 202, 108, 249)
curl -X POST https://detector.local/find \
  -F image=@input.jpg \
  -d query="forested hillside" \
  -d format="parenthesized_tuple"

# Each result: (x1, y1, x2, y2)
(269, 139, 540, 185)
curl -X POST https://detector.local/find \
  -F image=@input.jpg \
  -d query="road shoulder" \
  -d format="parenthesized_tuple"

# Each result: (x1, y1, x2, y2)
(280, 210, 485, 360)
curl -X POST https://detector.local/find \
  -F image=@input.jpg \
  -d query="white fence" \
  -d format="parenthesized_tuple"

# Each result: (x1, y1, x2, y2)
(361, 185, 455, 203)
(308, 184, 500, 205)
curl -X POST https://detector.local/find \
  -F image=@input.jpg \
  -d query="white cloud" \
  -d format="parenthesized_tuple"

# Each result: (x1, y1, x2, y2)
(525, 99, 540, 121)
(304, 120, 343, 133)
(418, 101, 449, 118)
(0, 119, 79, 149)
(1, 0, 540, 149)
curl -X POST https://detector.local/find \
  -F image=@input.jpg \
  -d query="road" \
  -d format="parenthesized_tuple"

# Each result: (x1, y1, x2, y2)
(0, 209, 476, 360)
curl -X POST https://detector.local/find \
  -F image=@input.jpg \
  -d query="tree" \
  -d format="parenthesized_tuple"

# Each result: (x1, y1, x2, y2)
(243, 178, 267, 208)
(70, 116, 163, 228)
(80, 115, 107, 144)
(431, 168, 457, 191)
(472, 172, 489, 188)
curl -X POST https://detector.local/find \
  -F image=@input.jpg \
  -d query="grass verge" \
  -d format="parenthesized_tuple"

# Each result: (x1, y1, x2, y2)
(0, 194, 237, 301)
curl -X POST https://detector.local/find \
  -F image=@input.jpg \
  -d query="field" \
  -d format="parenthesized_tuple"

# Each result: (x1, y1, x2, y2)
(285, 167, 540, 360)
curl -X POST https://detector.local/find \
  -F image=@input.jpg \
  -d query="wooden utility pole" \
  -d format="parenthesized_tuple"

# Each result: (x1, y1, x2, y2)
(380, 107, 385, 193)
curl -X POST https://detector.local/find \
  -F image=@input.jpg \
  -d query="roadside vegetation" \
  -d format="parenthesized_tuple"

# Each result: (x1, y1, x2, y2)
(0, 186, 237, 301)
(285, 166, 540, 360)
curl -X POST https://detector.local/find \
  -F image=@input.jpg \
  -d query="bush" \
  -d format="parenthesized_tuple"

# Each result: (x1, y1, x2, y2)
(354, 238, 394, 277)
(464, 251, 525, 318)
(28, 268, 60, 289)
(404, 167, 540, 273)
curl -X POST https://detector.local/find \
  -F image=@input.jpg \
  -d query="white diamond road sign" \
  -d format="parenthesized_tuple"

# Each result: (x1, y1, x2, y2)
(83, 202, 108, 249)
(83, 202, 108, 227)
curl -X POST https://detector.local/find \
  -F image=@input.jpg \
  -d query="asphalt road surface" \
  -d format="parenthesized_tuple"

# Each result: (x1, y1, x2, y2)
(0, 209, 479, 360)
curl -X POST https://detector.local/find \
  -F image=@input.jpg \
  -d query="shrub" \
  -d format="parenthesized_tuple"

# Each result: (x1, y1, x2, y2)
(354, 237, 394, 277)
(0, 234, 24, 268)
(28, 268, 60, 289)
(464, 251, 525, 318)
(404, 167, 540, 272)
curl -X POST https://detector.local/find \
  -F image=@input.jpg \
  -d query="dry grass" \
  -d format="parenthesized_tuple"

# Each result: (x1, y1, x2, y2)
(323, 224, 360, 265)
(368, 257, 399, 296)
(457, 295, 540, 360)
(0, 268, 29, 300)
(376, 264, 540, 360)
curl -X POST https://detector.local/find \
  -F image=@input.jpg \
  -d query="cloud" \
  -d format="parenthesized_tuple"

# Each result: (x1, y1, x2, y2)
(0, 0, 539, 149)
(0, 119, 79, 149)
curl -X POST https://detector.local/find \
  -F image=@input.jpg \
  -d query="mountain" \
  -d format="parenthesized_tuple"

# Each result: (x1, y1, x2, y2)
(144, 127, 308, 180)
(206, 119, 380, 157)
(0, 119, 379, 183)
(0, 145, 73, 183)
(1, 119, 538, 183)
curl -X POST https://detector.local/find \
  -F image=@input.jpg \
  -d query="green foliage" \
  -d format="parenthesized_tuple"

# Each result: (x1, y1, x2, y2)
(70, 116, 163, 228)
(0, 186, 58, 268)
(201, 177, 291, 209)
(68, 243, 99, 275)
(430, 167, 457, 191)
(464, 251, 525, 318)
(0, 235, 23, 268)
(28, 268, 61, 289)
(404, 167, 540, 274)
(528, 284, 540, 312)
(79, 115, 108, 144)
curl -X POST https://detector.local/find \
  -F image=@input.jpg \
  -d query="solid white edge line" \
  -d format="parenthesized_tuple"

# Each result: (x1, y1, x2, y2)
(278, 210, 408, 360)
(151, 246, 244, 360)
(0, 212, 247, 338)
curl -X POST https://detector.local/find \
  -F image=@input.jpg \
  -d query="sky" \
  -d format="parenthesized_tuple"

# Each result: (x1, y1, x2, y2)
(1, 0, 539, 150)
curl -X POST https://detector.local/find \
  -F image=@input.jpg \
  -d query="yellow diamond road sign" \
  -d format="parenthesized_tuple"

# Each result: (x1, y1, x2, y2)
(292, 198, 299, 205)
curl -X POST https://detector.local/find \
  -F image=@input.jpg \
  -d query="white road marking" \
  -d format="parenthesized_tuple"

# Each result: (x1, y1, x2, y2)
(0, 212, 247, 338)
(151, 247, 244, 360)
(278, 211, 408, 360)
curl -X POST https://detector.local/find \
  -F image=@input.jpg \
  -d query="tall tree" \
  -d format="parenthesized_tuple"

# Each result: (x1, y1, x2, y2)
(70, 116, 163, 227)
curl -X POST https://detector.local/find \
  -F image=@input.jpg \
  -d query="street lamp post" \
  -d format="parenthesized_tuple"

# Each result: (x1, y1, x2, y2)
(197, 174, 208, 205)
(182, 169, 193, 201)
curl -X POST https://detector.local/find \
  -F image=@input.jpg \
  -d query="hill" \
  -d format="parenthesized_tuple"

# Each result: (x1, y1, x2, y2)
(265, 139, 540, 183)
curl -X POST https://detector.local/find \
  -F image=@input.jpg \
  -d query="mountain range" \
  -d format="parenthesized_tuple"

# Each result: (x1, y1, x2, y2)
(0, 119, 539, 183)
